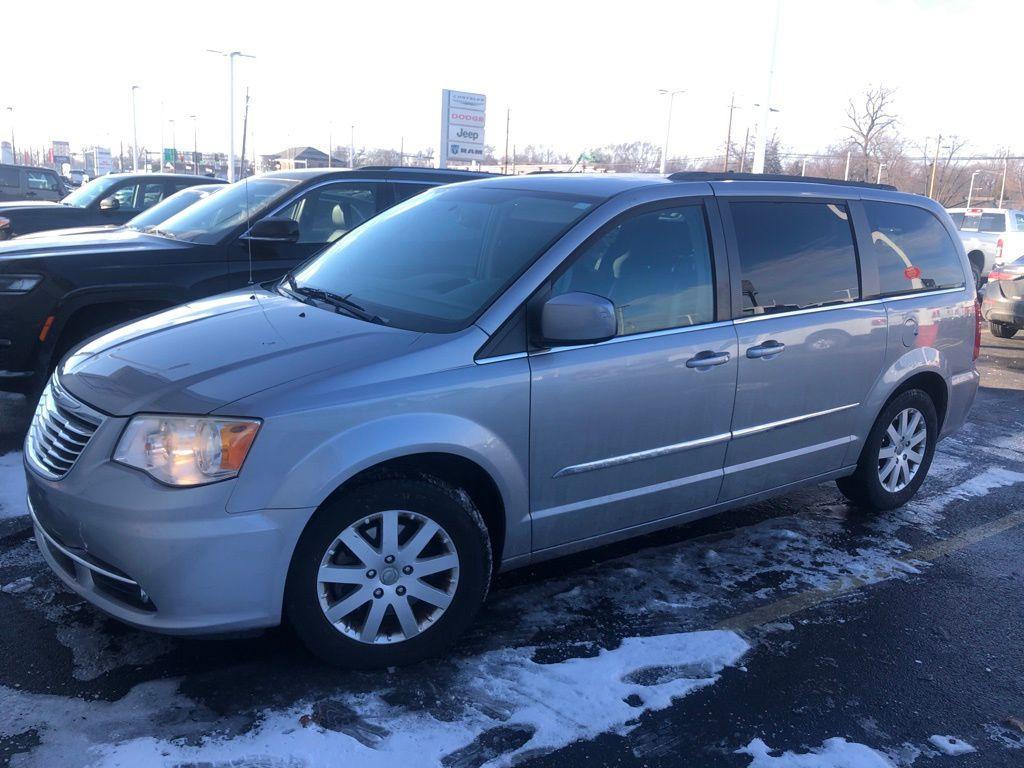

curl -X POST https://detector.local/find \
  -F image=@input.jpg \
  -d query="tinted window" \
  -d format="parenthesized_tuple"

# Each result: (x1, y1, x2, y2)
(864, 201, 965, 296)
(140, 183, 165, 209)
(979, 212, 1006, 232)
(959, 213, 981, 232)
(290, 186, 597, 333)
(157, 178, 299, 244)
(0, 167, 18, 188)
(126, 186, 216, 230)
(24, 170, 60, 191)
(278, 182, 380, 244)
(731, 201, 859, 315)
(947, 211, 965, 229)
(111, 183, 141, 211)
(62, 175, 121, 208)
(1016, 213, 1024, 230)
(393, 182, 435, 203)
(553, 205, 714, 335)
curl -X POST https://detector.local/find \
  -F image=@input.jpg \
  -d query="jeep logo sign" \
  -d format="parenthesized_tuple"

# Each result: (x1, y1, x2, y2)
(440, 89, 486, 167)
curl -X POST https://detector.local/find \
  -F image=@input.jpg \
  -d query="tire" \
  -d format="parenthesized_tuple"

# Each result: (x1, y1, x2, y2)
(836, 389, 938, 511)
(990, 322, 1018, 339)
(285, 477, 492, 669)
(971, 262, 983, 290)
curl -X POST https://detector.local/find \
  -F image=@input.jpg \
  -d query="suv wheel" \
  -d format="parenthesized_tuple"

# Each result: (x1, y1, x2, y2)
(836, 389, 937, 511)
(990, 322, 1018, 339)
(285, 477, 492, 668)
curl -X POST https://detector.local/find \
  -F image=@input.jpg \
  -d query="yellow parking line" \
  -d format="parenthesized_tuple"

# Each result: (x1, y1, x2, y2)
(715, 509, 1024, 633)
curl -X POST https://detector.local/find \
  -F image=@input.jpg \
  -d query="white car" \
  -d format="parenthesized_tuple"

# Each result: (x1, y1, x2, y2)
(946, 207, 1024, 285)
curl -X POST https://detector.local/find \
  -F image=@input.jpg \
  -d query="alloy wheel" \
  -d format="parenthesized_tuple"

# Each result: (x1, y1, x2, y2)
(877, 407, 927, 493)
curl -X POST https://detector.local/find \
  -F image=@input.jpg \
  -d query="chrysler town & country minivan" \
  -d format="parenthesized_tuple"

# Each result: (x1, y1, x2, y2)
(23, 172, 980, 668)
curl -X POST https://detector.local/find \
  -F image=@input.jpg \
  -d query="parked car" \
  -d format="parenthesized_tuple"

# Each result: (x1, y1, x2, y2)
(946, 206, 1024, 286)
(0, 164, 68, 203)
(0, 172, 222, 240)
(21, 172, 980, 668)
(0, 167, 489, 394)
(64, 169, 90, 189)
(981, 258, 1024, 337)
(14, 183, 225, 241)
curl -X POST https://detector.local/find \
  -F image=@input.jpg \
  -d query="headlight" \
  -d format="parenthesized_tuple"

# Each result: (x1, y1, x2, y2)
(114, 415, 261, 486)
(0, 274, 42, 293)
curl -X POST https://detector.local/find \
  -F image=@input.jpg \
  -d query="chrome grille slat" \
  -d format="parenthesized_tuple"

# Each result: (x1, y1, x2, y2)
(25, 378, 102, 480)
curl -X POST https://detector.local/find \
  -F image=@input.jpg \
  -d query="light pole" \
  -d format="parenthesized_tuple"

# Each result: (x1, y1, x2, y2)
(350, 124, 356, 169)
(169, 119, 176, 171)
(4, 106, 15, 165)
(967, 168, 999, 208)
(753, 0, 782, 173)
(130, 86, 140, 171)
(657, 88, 685, 174)
(327, 123, 333, 168)
(876, 163, 887, 185)
(186, 114, 199, 175)
(207, 49, 255, 182)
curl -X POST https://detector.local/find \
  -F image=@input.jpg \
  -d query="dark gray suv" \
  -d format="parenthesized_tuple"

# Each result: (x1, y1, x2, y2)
(24, 172, 980, 668)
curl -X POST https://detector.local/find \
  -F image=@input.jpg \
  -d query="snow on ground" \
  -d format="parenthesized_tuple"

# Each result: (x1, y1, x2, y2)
(738, 737, 897, 767)
(1, 630, 749, 768)
(0, 449, 27, 519)
(928, 734, 976, 756)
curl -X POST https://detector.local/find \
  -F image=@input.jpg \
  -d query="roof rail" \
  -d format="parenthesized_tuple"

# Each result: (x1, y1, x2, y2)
(356, 165, 496, 175)
(667, 171, 897, 191)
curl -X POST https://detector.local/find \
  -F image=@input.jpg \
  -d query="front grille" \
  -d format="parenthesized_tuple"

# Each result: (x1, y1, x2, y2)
(26, 377, 103, 480)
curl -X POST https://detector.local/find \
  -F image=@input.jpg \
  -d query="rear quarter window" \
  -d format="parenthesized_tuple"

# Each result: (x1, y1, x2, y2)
(947, 211, 964, 229)
(864, 201, 965, 296)
(0, 167, 19, 188)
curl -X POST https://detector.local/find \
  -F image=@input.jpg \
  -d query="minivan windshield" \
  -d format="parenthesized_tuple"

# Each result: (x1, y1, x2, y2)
(154, 177, 299, 244)
(289, 185, 599, 332)
(61, 175, 121, 208)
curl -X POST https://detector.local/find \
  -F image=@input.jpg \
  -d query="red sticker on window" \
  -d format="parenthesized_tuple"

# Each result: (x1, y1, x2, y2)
(904, 265, 921, 280)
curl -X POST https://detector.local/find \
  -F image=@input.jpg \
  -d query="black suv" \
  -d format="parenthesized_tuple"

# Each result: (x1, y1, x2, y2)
(0, 164, 68, 203)
(0, 166, 490, 393)
(0, 173, 222, 240)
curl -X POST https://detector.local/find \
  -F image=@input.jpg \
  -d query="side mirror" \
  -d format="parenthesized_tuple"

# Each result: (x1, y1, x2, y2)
(538, 292, 617, 347)
(99, 196, 120, 212)
(247, 216, 300, 242)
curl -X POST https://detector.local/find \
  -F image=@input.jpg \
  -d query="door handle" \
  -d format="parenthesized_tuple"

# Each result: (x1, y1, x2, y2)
(686, 350, 731, 369)
(746, 340, 786, 359)
(25, 191, 36, 197)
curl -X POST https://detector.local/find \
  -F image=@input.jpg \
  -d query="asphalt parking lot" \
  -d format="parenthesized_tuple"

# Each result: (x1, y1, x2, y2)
(1, 326, 1023, 767)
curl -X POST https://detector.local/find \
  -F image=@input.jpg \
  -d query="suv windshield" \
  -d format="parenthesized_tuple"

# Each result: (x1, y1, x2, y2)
(154, 177, 299, 244)
(61, 175, 121, 208)
(127, 186, 219, 231)
(289, 185, 599, 332)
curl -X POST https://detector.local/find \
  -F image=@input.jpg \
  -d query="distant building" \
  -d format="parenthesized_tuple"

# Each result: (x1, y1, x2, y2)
(261, 146, 344, 172)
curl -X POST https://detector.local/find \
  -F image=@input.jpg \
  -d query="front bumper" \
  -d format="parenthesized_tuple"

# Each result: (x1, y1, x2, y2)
(24, 420, 314, 635)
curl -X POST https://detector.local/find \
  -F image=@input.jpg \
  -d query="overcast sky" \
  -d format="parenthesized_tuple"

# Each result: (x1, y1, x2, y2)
(2, 0, 1017, 161)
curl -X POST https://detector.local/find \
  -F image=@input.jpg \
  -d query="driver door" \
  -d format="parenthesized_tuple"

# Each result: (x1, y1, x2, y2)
(230, 181, 383, 285)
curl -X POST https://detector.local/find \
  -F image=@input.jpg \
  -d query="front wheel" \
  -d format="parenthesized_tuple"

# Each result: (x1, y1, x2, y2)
(990, 322, 1018, 339)
(837, 389, 937, 511)
(285, 477, 492, 668)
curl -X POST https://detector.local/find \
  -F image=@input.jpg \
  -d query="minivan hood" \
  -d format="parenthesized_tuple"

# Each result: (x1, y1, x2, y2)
(59, 288, 422, 416)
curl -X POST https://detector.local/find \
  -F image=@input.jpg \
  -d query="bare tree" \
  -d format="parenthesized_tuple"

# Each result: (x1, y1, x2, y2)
(845, 85, 898, 181)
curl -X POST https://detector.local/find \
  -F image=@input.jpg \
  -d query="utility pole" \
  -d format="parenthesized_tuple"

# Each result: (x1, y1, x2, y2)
(130, 86, 140, 171)
(503, 108, 510, 175)
(238, 89, 250, 179)
(169, 119, 176, 171)
(753, 0, 782, 173)
(400, 136, 404, 167)
(723, 92, 737, 172)
(350, 124, 355, 169)
(739, 125, 751, 173)
(999, 154, 1008, 208)
(328, 124, 332, 168)
(928, 134, 942, 199)
(206, 49, 255, 182)
(801, 157, 808, 176)
(186, 114, 199, 175)
(657, 89, 685, 174)
(4, 107, 14, 165)
(876, 163, 886, 185)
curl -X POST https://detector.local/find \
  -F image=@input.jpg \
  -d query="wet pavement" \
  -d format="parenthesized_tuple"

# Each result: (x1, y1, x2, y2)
(1, 326, 1023, 767)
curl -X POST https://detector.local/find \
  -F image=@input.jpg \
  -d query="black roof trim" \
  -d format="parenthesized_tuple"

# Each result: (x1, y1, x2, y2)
(356, 165, 499, 176)
(667, 171, 896, 191)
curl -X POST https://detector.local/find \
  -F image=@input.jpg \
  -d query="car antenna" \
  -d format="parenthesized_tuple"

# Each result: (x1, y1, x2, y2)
(245, 172, 253, 286)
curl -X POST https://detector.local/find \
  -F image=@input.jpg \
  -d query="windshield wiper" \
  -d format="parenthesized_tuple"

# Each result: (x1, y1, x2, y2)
(283, 275, 386, 324)
(150, 227, 176, 239)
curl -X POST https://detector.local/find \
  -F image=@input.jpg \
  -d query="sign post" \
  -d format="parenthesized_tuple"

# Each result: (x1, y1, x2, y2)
(439, 89, 486, 168)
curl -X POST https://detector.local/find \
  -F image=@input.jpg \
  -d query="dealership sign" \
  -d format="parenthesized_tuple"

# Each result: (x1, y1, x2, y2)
(440, 89, 486, 167)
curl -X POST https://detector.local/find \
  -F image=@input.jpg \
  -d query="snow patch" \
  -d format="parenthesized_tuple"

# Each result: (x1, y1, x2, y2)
(928, 734, 976, 755)
(4, 631, 748, 768)
(0, 450, 27, 519)
(738, 737, 897, 767)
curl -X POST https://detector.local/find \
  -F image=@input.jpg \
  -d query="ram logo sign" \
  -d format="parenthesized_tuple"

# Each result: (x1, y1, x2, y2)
(440, 89, 486, 167)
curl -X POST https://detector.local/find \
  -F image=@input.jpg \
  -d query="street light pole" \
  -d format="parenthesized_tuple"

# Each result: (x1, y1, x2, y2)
(186, 114, 199, 175)
(350, 124, 355, 169)
(928, 134, 942, 199)
(657, 88, 685, 174)
(967, 170, 980, 208)
(169, 119, 176, 171)
(131, 86, 140, 171)
(876, 163, 886, 184)
(4, 106, 15, 165)
(207, 49, 255, 182)
(752, 0, 782, 174)
(723, 92, 738, 172)
(999, 154, 1007, 208)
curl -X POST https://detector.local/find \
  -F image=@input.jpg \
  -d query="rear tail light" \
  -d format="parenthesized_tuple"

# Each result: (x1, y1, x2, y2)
(997, 238, 1004, 262)
(989, 270, 1014, 281)
(973, 300, 982, 361)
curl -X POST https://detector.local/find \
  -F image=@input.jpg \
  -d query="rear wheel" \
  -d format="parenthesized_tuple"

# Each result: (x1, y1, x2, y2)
(837, 389, 937, 511)
(990, 322, 1018, 339)
(285, 477, 492, 668)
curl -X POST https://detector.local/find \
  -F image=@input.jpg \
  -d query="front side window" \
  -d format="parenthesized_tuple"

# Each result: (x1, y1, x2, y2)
(277, 182, 381, 244)
(139, 183, 165, 209)
(290, 186, 598, 332)
(393, 182, 435, 204)
(552, 205, 714, 335)
(25, 170, 60, 191)
(155, 177, 300, 244)
(731, 201, 860, 315)
(61, 175, 121, 208)
(110, 182, 141, 211)
(864, 201, 966, 296)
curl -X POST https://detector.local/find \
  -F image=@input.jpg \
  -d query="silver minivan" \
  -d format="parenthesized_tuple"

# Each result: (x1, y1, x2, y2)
(23, 172, 981, 668)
